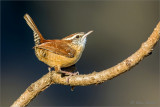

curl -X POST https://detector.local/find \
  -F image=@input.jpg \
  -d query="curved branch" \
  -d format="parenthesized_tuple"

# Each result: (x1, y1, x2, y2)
(11, 22, 160, 107)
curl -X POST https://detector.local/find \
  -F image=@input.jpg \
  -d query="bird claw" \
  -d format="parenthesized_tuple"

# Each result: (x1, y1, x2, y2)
(58, 70, 79, 76)
(67, 71, 79, 83)
(57, 70, 79, 83)
(70, 71, 79, 76)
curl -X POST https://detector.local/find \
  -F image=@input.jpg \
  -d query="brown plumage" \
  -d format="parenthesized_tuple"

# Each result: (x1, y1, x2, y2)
(24, 13, 93, 74)
(35, 40, 76, 58)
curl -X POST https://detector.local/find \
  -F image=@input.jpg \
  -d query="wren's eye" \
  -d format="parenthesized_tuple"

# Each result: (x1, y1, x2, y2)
(76, 35, 80, 38)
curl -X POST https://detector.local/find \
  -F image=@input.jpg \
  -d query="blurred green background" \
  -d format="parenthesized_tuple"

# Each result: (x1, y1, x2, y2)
(1, 1, 159, 107)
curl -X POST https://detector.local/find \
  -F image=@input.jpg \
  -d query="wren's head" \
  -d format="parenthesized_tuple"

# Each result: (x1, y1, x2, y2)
(62, 30, 93, 47)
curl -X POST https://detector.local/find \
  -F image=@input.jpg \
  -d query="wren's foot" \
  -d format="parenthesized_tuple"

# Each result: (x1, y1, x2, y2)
(59, 70, 79, 76)
(58, 70, 79, 83)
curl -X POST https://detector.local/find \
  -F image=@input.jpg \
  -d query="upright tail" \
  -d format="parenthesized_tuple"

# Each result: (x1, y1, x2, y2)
(24, 13, 44, 45)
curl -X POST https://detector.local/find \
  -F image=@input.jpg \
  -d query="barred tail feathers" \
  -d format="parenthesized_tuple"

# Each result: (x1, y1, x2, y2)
(24, 13, 44, 45)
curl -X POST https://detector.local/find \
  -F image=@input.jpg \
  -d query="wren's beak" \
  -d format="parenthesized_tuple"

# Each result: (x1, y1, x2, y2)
(82, 30, 93, 41)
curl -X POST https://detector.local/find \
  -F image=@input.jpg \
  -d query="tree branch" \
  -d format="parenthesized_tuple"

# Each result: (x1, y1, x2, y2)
(11, 22, 160, 107)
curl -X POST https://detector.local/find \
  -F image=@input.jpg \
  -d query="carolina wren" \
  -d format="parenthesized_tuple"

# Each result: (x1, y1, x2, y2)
(24, 13, 93, 75)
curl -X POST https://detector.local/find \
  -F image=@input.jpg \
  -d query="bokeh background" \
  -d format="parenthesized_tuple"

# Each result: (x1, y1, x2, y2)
(1, 1, 159, 107)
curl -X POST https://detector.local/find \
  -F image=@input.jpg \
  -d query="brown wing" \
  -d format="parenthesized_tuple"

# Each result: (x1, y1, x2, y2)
(35, 40, 76, 58)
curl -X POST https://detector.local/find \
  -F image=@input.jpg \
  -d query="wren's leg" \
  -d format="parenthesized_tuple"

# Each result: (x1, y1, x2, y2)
(55, 66, 79, 76)
(59, 70, 79, 76)
(59, 70, 79, 83)
(55, 66, 79, 83)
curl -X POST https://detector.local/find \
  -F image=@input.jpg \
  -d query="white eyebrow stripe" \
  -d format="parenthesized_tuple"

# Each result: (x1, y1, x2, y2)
(63, 34, 80, 40)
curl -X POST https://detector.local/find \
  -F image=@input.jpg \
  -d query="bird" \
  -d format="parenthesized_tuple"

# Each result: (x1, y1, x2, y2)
(24, 13, 93, 76)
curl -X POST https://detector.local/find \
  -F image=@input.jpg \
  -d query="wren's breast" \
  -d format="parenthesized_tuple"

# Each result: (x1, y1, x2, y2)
(34, 46, 84, 68)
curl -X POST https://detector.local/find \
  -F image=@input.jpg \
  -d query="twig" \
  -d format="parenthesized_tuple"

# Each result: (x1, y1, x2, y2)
(11, 22, 160, 107)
